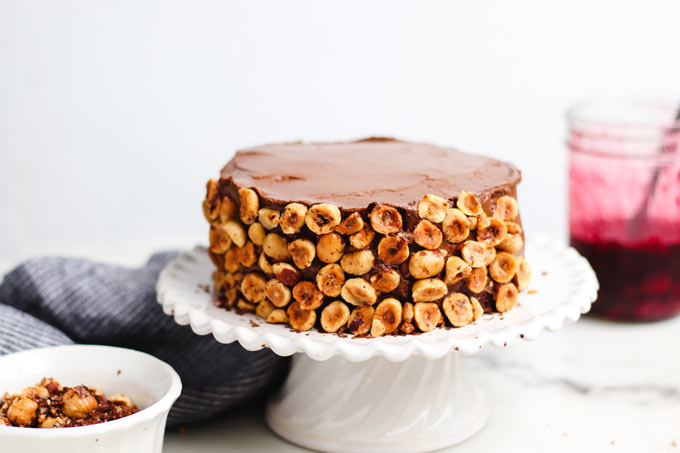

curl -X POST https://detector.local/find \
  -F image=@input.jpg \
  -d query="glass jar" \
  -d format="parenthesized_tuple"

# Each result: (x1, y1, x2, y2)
(567, 99, 680, 322)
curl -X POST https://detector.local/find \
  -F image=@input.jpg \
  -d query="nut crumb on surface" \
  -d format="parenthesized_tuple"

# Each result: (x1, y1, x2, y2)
(528, 289, 538, 294)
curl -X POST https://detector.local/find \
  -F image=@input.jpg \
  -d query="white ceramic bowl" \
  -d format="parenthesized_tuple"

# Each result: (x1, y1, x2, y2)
(0, 345, 182, 453)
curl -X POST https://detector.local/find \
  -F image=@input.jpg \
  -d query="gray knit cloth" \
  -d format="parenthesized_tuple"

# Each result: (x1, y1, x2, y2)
(0, 252, 290, 426)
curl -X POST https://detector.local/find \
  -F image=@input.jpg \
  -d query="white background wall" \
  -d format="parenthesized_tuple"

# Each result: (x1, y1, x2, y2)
(1, 0, 679, 263)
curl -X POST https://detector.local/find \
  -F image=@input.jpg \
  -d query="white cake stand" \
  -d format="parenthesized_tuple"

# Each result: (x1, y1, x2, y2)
(156, 236, 598, 453)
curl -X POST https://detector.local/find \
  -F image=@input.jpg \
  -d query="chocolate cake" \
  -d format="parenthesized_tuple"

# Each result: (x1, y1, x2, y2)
(203, 138, 531, 336)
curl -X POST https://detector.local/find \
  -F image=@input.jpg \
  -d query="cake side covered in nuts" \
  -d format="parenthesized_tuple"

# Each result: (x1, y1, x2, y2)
(204, 138, 531, 337)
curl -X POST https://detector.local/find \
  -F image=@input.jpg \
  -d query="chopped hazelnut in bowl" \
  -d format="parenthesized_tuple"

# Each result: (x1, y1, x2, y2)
(0, 345, 182, 453)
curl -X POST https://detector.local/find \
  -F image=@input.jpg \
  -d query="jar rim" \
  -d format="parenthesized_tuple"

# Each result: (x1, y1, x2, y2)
(567, 98, 677, 130)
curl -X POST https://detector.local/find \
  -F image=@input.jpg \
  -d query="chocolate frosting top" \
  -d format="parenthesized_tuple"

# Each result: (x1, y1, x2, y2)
(221, 138, 521, 210)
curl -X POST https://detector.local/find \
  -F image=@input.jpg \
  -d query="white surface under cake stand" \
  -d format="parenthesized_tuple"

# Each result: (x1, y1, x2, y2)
(156, 236, 598, 453)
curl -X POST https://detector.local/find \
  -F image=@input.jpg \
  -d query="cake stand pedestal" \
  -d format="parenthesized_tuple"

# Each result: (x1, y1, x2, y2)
(157, 236, 598, 453)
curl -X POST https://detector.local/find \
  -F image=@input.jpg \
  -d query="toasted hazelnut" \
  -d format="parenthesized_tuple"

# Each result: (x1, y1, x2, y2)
(320, 301, 351, 333)
(349, 224, 376, 249)
(240, 272, 267, 302)
(413, 302, 441, 332)
(7, 397, 38, 426)
(466, 266, 488, 293)
(248, 222, 266, 246)
(336, 212, 364, 235)
(417, 194, 448, 223)
(238, 188, 259, 225)
(40, 416, 65, 428)
(272, 262, 301, 286)
(493, 196, 519, 221)
(237, 298, 256, 312)
(484, 246, 497, 267)
(287, 301, 317, 331)
(505, 221, 523, 234)
(460, 240, 487, 268)
(62, 387, 98, 419)
(209, 225, 232, 254)
(258, 252, 274, 274)
(237, 241, 257, 268)
(411, 278, 448, 302)
(293, 281, 324, 310)
(280, 203, 308, 234)
(266, 308, 289, 324)
(372, 298, 402, 336)
(442, 293, 474, 327)
(400, 322, 415, 334)
(402, 302, 414, 323)
(258, 208, 281, 230)
(256, 299, 276, 319)
(470, 296, 484, 320)
(369, 268, 401, 293)
(341, 278, 378, 306)
(347, 305, 374, 335)
(514, 257, 532, 291)
(224, 247, 240, 273)
(108, 394, 134, 408)
(413, 220, 443, 250)
(266, 278, 292, 307)
(22, 385, 49, 400)
(409, 250, 446, 279)
(495, 283, 519, 312)
(213, 270, 227, 292)
(444, 256, 472, 285)
(209, 250, 225, 269)
(457, 190, 483, 216)
(224, 287, 239, 307)
(224, 220, 247, 248)
(316, 263, 345, 297)
(377, 235, 410, 265)
(340, 250, 375, 276)
(263, 233, 291, 261)
(489, 251, 518, 283)
(316, 233, 345, 263)
(288, 239, 316, 269)
(442, 208, 471, 244)
(468, 216, 478, 231)
(219, 196, 237, 223)
(369, 204, 403, 234)
(477, 211, 491, 229)
(202, 179, 220, 222)
(477, 218, 508, 247)
(305, 203, 342, 234)
(498, 233, 524, 254)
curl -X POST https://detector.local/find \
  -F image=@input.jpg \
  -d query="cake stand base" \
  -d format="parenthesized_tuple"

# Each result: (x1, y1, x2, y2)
(266, 353, 488, 453)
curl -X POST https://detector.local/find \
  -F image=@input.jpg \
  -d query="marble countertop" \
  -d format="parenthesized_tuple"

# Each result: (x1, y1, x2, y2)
(2, 240, 679, 452)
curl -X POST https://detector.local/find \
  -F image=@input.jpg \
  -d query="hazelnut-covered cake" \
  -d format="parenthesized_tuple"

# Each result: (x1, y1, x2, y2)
(203, 138, 531, 336)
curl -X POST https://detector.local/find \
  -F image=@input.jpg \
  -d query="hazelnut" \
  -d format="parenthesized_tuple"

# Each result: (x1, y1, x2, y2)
(456, 190, 483, 216)
(411, 278, 448, 302)
(340, 250, 375, 276)
(280, 203, 308, 234)
(287, 301, 316, 331)
(498, 233, 524, 254)
(403, 302, 414, 323)
(240, 272, 267, 302)
(493, 196, 519, 221)
(369, 268, 401, 293)
(7, 397, 38, 426)
(293, 281, 324, 310)
(460, 241, 487, 268)
(444, 256, 472, 285)
(237, 298, 256, 312)
(409, 250, 446, 279)
(413, 302, 441, 332)
(62, 387, 98, 419)
(316, 263, 345, 297)
(108, 394, 134, 408)
(477, 218, 508, 247)
(237, 241, 257, 268)
(22, 385, 49, 400)
(466, 266, 488, 293)
(470, 296, 484, 320)
(413, 220, 443, 250)
(468, 215, 478, 231)
(202, 179, 220, 223)
(258, 208, 281, 230)
(483, 246, 497, 267)
(266, 308, 289, 324)
(477, 211, 491, 229)
(514, 257, 532, 291)
(495, 283, 519, 312)
(316, 233, 345, 263)
(224, 247, 240, 273)
(39, 416, 65, 428)
(209, 225, 232, 254)
(256, 299, 276, 319)
(377, 235, 410, 265)
(266, 278, 292, 307)
(489, 251, 518, 283)
(305, 203, 342, 234)
(341, 278, 378, 306)
(349, 223, 376, 249)
(417, 194, 448, 223)
(263, 233, 291, 261)
(442, 208, 470, 244)
(505, 221, 523, 234)
(400, 322, 415, 334)
(372, 298, 402, 336)
(347, 305, 374, 335)
(369, 204, 403, 234)
(219, 196, 238, 223)
(320, 301, 351, 333)
(272, 262, 301, 286)
(248, 222, 266, 246)
(224, 220, 247, 248)
(288, 239, 316, 269)
(238, 188, 259, 225)
(336, 212, 364, 235)
(258, 252, 274, 274)
(442, 293, 474, 327)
